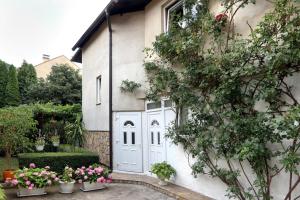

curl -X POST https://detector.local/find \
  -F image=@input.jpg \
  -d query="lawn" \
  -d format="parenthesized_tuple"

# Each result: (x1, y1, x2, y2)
(0, 157, 18, 181)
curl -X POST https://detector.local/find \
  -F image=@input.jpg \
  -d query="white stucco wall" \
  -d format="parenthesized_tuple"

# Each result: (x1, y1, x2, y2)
(82, 24, 110, 131)
(111, 11, 146, 111)
(143, 1, 300, 200)
(82, 11, 146, 131)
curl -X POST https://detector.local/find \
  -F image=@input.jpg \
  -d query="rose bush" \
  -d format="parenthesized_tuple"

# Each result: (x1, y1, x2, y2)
(75, 164, 112, 184)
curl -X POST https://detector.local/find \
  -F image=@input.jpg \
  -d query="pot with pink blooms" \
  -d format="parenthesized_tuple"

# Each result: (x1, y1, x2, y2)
(75, 164, 112, 192)
(7, 163, 59, 197)
(59, 166, 75, 194)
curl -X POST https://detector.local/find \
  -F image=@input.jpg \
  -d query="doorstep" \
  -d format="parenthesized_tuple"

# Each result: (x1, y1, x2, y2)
(112, 172, 213, 200)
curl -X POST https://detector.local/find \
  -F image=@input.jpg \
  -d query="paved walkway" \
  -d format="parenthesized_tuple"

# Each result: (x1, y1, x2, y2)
(112, 172, 212, 200)
(5, 183, 174, 200)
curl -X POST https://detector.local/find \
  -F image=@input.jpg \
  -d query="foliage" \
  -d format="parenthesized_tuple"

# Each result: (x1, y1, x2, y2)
(120, 79, 141, 93)
(58, 144, 90, 153)
(27, 64, 81, 105)
(17, 60, 37, 104)
(60, 166, 74, 183)
(0, 60, 9, 108)
(145, 0, 300, 199)
(74, 164, 112, 184)
(0, 106, 36, 168)
(5, 66, 20, 106)
(151, 162, 176, 181)
(0, 185, 5, 200)
(50, 135, 60, 143)
(64, 114, 85, 147)
(8, 164, 58, 189)
(35, 137, 45, 146)
(18, 152, 99, 174)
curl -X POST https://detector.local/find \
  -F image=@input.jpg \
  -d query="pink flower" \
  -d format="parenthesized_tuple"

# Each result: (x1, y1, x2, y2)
(54, 177, 59, 182)
(78, 179, 82, 183)
(12, 179, 18, 186)
(95, 167, 103, 174)
(19, 173, 25, 177)
(29, 163, 36, 168)
(28, 186, 33, 190)
(81, 166, 86, 170)
(88, 171, 93, 175)
(25, 181, 31, 186)
(45, 166, 50, 170)
(97, 177, 105, 183)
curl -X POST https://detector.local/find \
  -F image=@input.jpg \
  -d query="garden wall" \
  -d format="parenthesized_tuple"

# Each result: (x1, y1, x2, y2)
(84, 131, 110, 166)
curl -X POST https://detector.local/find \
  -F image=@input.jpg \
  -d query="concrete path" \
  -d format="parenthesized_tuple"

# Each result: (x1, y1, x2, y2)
(5, 183, 175, 200)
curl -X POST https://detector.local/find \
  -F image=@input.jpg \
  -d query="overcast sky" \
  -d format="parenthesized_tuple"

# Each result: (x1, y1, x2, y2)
(0, 0, 110, 67)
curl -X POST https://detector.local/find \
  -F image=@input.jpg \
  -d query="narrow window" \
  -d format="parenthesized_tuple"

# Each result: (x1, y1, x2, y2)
(123, 132, 127, 144)
(151, 132, 154, 144)
(131, 132, 135, 144)
(147, 101, 162, 110)
(96, 75, 101, 104)
(157, 132, 161, 145)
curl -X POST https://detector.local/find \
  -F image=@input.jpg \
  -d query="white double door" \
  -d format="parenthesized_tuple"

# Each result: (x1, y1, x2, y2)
(115, 112, 143, 173)
(147, 111, 166, 168)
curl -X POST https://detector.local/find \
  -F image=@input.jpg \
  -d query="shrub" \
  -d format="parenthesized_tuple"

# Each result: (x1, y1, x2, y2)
(151, 162, 176, 181)
(74, 164, 112, 184)
(18, 152, 99, 174)
(58, 144, 89, 153)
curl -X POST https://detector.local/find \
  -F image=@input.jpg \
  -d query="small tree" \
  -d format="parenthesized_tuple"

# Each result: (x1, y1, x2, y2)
(18, 60, 37, 104)
(5, 66, 20, 106)
(0, 106, 36, 168)
(0, 60, 8, 107)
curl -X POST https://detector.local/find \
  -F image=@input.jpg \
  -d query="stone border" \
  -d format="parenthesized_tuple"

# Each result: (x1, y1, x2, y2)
(112, 173, 213, 200)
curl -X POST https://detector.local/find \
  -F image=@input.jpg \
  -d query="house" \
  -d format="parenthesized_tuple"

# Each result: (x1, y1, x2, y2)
(35, 54, 80, 79)
(71, 0, 294, 199)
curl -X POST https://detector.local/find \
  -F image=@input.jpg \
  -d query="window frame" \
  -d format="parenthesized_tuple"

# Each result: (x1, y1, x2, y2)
(96, 75, 102, 105)
(164, 0, 184, 32)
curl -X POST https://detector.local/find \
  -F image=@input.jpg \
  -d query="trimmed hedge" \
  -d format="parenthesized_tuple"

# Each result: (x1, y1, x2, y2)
(58, 144, 90, 153)
(18, 152, 99, 174)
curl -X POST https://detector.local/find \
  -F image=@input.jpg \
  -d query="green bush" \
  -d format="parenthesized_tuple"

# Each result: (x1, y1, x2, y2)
(58, 144, 89, 153)
(18, 152, 99, 174)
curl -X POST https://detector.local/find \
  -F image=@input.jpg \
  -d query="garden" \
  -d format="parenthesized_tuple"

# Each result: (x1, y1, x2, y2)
(0, 103, 111, 198)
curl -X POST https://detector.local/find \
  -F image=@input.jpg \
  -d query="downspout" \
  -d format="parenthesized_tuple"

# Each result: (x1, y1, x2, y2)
(105, 9, 113, 170)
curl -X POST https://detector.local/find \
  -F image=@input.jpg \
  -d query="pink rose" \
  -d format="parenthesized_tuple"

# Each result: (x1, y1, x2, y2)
(12, 179, 18, 186)
(29, 163, 36, 168)
(97, 177, 105, 183)
(88, 171, 93, 175)
(25, 181, 31, 186)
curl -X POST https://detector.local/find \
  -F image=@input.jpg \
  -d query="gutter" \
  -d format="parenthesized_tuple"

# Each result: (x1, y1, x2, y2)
(105, 8, 113, 170)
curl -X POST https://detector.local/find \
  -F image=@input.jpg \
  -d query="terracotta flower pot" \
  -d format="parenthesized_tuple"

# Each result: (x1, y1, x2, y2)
(3, 169, 15, 181)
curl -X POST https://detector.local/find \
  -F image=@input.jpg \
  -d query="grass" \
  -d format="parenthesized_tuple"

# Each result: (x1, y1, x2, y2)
(0, 157, 18, 181)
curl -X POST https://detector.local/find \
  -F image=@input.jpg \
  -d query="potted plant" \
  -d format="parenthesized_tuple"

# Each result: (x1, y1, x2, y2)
(35, 137, 45, 151)
(50, 135, 60, 147)
(59, 166, 75, 194)
(151, 162, 176, 186)
(0, 106, 36, 181)
(75, 164, 112, 191)
(7, 163, 59, 197)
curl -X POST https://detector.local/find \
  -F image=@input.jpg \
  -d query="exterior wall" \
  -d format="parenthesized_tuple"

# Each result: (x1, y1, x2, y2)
(82, 24, 109, 131)
(143, 1, 292, 200)
(35, 55, 79, 79)
(111, 11, 146, 111)
(84, 131, 110, 166)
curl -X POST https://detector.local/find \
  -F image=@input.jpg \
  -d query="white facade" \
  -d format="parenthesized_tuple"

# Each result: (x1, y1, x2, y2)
(79, 1, 300, 199)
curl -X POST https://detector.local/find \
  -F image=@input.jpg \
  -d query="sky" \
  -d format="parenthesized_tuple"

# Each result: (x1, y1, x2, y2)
(0, 0, 110, 67)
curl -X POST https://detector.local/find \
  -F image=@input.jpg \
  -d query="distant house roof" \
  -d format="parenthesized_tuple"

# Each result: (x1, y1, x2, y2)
(35, 55, 80, 79)
(71, 0, 151, 53)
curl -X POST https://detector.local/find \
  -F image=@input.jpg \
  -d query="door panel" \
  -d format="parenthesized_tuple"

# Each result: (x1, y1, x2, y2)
(148, 112, 165, 169)
(116, 112, 142, 172)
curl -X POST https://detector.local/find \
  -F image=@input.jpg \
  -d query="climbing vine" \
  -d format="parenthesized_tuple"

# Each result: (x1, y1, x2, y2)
(144, 0, 300, 199)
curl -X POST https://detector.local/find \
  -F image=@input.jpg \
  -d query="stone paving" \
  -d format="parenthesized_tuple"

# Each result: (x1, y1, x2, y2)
(5, 183, 175, 200)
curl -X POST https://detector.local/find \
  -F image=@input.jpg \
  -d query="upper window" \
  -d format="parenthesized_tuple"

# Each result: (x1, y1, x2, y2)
(96, 75, 101, 104)
(165, 1, 184, 32)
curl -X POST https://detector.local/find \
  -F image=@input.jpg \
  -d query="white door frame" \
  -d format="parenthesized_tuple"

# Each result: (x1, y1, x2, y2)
(113, 112, 143, 173)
